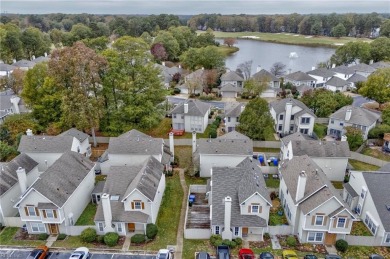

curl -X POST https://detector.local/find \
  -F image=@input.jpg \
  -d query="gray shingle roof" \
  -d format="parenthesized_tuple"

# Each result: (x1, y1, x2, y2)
(196, 137, 253, 155)
(281, 132, 314, 145)
(347, 73, 367, 83)
(343, 183, 358, 197)
(221, 83, 242, 92)
(37, 202, 57, 209)
(171, 99, 210, 117)
(221, 71, 244, 82)
(330, 65, 355, 75)
(95, 202, 149, 223)
(32, 56, 50, 64)
(0, 63, 16, 71)
(362, 172, 390, 231)
(225, 102, 244, 117)
(285, 71, 316, 82)
(291, 140, 350, 158)
(12, 59, 36, 68)
(0, 154, 38, 196)
(18, 135, 74, 153)
(326, 76, 349, 87)
(186, 69, 205, 81)
(108, 129, 163, 155)
(370, 61, 390, 69)
(218, 131, 250, 140)
(211, 165, 269, 227)
(270, 98, 316, 118)
(59, 128, 89, 142)
(252, 69, 279, 82)
(306, 68, 335, 78)
(330, 105, 381, 127)
(30, 151, 94, 207)
(349, 63, 376, 73)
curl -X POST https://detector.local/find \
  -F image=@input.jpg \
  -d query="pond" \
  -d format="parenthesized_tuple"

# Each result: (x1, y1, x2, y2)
(218, 38, 335, 74)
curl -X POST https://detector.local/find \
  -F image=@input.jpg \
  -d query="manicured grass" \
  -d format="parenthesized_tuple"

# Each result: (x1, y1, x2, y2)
(145, 118, 172, 138)
(217, 45, 239, 56)
(362, 147, 390, 162)
(313, 123, 327, 139)
(198, 30, 372, 48)
(95, 175, 107, 182)
(183, 239, 215, 259)
(331, 181, 344, 189)
(252, 246, 325, 257)
(340, 245, 390, 258)
(75, 203, 97, 226)
(53, 235, 122, 249)
(0, 227, 45, 246)
(253, 147, 280, 153)
(265, 178, 280, 188)
(175, 146, 192, 170)
(264, 130, 277, 141)
(350, 221, 373, 236)
(349, 159, 380, 171)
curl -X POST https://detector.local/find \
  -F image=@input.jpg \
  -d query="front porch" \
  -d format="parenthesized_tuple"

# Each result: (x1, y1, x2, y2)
(242, 227, 264, 241)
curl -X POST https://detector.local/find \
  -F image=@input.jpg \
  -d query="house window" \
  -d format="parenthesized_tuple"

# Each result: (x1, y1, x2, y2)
(46, 210, 54, 218)
(234, 227, 239, 236)
(134, 201, 142, 210)
(300, 128, 309, 134)
(98, 222, 105, 232)
(117, 223, 123, 233)
(364, 214, 378, 235)
(337, 218, 346, 228)
(385, 233, 390, 244)
(31, 223, 45, 233)
(26, 206, 37, 216)
(290, 125, 294, 131)
(315, 215, 324, 226)
(251, 205, 260, 213)
(307, 232, 324, 242)
(301, 117, 310, 124)
(291, 115, 294, 120)
(278, 124, 283, 131)
(340, 122, 344, 126)
(69, 217, 74, 226)
(356, 204, 362, 215)
(228, 117, 231, 122)
(215, 226, 220, 235)
(173, 114, 176, 118)
(279, 114, 284, 120)
(331, 119, 334, 124)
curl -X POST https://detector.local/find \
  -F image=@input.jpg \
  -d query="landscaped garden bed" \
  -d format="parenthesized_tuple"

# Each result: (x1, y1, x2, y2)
(269, 198, 288, 226)
(53, 235, 124, 249)
(350, 221, 372, 236)
(277, 235, 326, 254)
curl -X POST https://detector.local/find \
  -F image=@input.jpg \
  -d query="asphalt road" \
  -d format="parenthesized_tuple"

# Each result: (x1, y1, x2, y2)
(0, 249, 155, 259)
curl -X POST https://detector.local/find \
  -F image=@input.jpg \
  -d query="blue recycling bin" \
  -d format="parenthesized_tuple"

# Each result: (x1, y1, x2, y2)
(273, 159, 278, 166)
(189, 194, 196, 203)
(259, 155, 264, 164)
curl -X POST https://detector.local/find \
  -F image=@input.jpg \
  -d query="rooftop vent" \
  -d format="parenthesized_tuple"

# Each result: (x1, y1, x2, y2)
(386, 205, 390, 211)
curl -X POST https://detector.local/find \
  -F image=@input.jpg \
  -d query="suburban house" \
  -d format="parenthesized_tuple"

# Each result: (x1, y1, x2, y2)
(182, 68, 206, 95)
(284, 71, 316, 87)
(31, 55, 50, 64)
(324, 76, 349, 92)
(327, 106, 381, 140)
(279, 155, 355, 245)
(210, 158, 272, 241)
(224, 102, 245, 133)
(306, 68, 335, 88)
(155, 62, 185, 89)
(12, 59, 36, 70)
(370, 61, 390, 70)
(18, 128, 91, 171)
(0, 154, 39, 226)
(330, 65, 355, 80)
(171, 99, 211, 133)
(192, 130, 253, 177)
(269, 98, 316, 136)
(280, 132, 350, 181)
(0, 90, 29, 124)
(220, 70, 244, 88)
(99, 129, 172, 174)
(220, 83, 243, 98)
(0, 63, 16, 77)
(94, 156, 165, 236)
(251, 68, 281, 98)
(343, 171, 390, 246)
(15, 151, 95, 235)
(349, 63, 376, 78)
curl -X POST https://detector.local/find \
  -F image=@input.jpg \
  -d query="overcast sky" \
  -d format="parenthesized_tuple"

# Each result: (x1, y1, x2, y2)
(1, 0, 389, 15)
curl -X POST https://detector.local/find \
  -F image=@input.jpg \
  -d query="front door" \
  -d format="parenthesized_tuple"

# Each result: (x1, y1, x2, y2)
(128, 223, 135, 232)
(48, 224, 58, 235)
(325, 233, 337, 245)
(242, 227, 248, 237)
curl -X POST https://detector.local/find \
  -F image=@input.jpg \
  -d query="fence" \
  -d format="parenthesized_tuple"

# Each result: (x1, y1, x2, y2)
(88, 136, 110, 144)
(184, 228, 212, 239)
(64, 225, 96, 236)
(260, 167, 279, 174)
(344, 235, 385, 246)
(253, 141, 281, 148)
(189, 185, 207, 193)
(266, 225, 293, 235)
(3, 217, 23, 227)
(350, 152, 388, 167)
(315, 118, 330, 124)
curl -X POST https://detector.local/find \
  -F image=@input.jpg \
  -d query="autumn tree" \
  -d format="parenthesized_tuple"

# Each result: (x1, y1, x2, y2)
(244, 78, 267, 97)
(224, 37, 237, 47)
(151, 42, 168, 61)
(8, 68, 26, 94)
(154, 30, 180, 61)
(359, 68, 390, 109)
(180, 46, 224, 70)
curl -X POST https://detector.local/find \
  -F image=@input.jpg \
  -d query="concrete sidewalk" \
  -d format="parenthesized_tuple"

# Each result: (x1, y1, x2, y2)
(174, 169, 188, 259)
(45, 235, 58, 247)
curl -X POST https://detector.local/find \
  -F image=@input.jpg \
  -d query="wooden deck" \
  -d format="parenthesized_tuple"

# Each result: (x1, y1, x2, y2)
(186, 193, 211, 229)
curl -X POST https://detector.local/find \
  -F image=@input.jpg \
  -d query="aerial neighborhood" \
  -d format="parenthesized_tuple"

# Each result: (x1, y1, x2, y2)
(0, 9, 390, 259)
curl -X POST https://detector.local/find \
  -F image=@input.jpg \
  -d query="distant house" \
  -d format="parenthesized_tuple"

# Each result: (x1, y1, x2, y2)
(280, 132, 350, 181)
(210, 158, 272, 241)
(171, 99, 211, 133)
(269, 98, 316, 136)
(347, 73, 367, 90)
(155, 63, 186, 89)
(224, 102, 245, 133)
(0, 63, 16, 77)
(279, 155, 355, 245)
(220, 83, 242, 98)
(370, 61, 390, 70)
(94, 156, 165, 236)
(31, 55, 50, 64)
(327, 106, 381, 140)
(16, 151, 95, 235)
(220, 71, 244, 88)
(349, 63, 376, 78)
(12, 59, 36, 70)
(330, 65, 355, 80)
(252, 68, 281, 98)
(193, 130, 253, 177)
(343, 171, 390, 246)
(183, 69, 206, 95)
(325, 76, 349, 92)
(0, 90, 29, 124)
(0, 154, 39, 226)
(306, 68, 335, 88)
(284, 71, 316, 87)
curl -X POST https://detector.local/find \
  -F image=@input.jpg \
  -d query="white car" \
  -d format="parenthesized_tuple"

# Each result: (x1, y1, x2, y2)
(69, 247, 90, 259)
(156, 249, 173, 259)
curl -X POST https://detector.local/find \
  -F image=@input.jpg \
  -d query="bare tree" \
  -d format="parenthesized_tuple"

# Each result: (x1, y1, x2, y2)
(270, 62, 287, 76)
(236, 60, 253, 80)
(186, 71, 205, 95)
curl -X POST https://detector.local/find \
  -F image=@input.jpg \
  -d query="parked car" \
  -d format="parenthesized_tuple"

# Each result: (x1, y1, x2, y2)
(69, 247, 90, 259)
(239, 248, 255, 259)
(282, 250, 299, 259)
(217, 245, 230, 259)
(196, 251, 211, 259)
(259, 252, 274, 259)
(369, 255, 384, 259)
(325, 255, 342, 259)
(304, 255, 318, 259)
(157, 249, 173, 259)
(27, 246, 49, 259)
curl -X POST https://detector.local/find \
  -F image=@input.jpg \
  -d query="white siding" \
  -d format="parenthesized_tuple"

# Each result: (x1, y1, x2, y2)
(200, 154, 248, 177)
(151, 174, 165, 224)
(25, 153, 62, 172)
(239, 193, 271, 222)
(312, 157, 348, 181)
(123, 190, 151, 216)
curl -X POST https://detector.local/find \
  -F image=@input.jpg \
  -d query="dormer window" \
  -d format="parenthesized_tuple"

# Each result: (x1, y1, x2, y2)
(132, 200, 144, 210)
(249, 204, 262, 213)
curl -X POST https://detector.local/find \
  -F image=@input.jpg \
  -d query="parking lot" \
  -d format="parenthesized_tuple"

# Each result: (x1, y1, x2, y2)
(0, 249, 155, 259)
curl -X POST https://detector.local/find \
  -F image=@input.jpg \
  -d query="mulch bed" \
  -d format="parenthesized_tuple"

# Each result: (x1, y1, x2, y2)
(277, 235, 326, 254)
(13, 229, 41, 241)
(91, 236, 125, 248)
(249, 237, 272, 249)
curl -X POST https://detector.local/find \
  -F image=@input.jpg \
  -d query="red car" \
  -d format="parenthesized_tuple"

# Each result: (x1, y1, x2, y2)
(239, 248, 255, 259)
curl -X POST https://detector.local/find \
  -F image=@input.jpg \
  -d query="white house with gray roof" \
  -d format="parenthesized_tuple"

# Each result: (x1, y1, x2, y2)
(280, 133, 350, 181)
(224, 102, 245, 133)
(0, 90, 29, 124)
(210, 158, 272, 241)
(193, 131, 253, 177)
(94, 156, 165, 236)
(171, 99, 211, 133)
(343, 171, 390, 246)
(306, 68, 335, 88)
(12, 59, 36, 70)
(349, 63, 376, 78)
(220, 83, 243, 98)
(325, 76, 349, 92)
(220, 70, 244, 88)
(327, 106, 381, 140)
(0, 154, 39, 226)
(347, 73, 367, 90)
(330, 65, 355, 80)
(279, 155, 355, 245)
(270, 98, 316, 136)
(252, 68, 281, 98)
(0, 63, 16, 77)
(15, 151, 95, 235)
(284, 71, 316, 87)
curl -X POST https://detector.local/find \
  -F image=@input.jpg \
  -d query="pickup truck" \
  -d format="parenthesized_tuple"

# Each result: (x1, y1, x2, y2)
(216, 245, 230, 259)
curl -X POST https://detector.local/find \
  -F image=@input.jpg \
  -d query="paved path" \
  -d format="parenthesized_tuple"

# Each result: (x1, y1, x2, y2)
(45, 235, 57, 247)
(325, 245, 338, 255)
(175, 169, 188, 259)
(270, 235, 281, 249)
(122, 235, 131, 251)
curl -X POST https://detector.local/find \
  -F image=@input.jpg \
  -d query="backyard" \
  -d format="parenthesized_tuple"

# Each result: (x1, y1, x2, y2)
(265, 178, 280, 188)
(349, 159, 380, 171)
(269, 198, 288, 226)
(362, 147, 390, 162)
(75, 203, 97, 226)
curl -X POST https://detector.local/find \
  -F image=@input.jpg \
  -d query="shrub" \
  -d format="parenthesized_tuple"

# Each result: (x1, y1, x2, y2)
(234, 237, 242, 246)
(173, 88, 181, 94)
(57, 233, 67, 241)
(264, 233, 270, 240)
(209, 128, 217, 138)
(97, 235, 105, 243)
(38, 233, 49, 240)
(104, 232, 119, 247)
(146, 223, 158, 239)
(131, 234, 146, 244)
(335, 239, 348, 252)
(286, 235, 297, 247)
(80, 227, 97, 243)
(222, 239, 237, 248)
(210, 111, 215, 116)
(210, 234, 222, 247)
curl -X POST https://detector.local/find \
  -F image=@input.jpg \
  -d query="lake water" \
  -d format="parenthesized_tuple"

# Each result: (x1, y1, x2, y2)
(218, 39, 335, 74)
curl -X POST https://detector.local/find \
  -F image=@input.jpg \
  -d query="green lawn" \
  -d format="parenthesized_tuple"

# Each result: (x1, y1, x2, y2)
(0, 227, 45, 246)
(217, 45, 239, 56)
(265, 178, 280, 188)
(349, 159, 380, 171)
(362, 147, 390, 162)
(313, 123, 327, 139)
(52, 235, 123, 249)
(331, 181, 344, 189)
(75, 203, 97, 226)
(350, 221, 373, 236)
(264, 130, 277, 141)
(269, 210, 288, 226)
(253, 147, 280, 153)
(340, 245, 390, 258)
